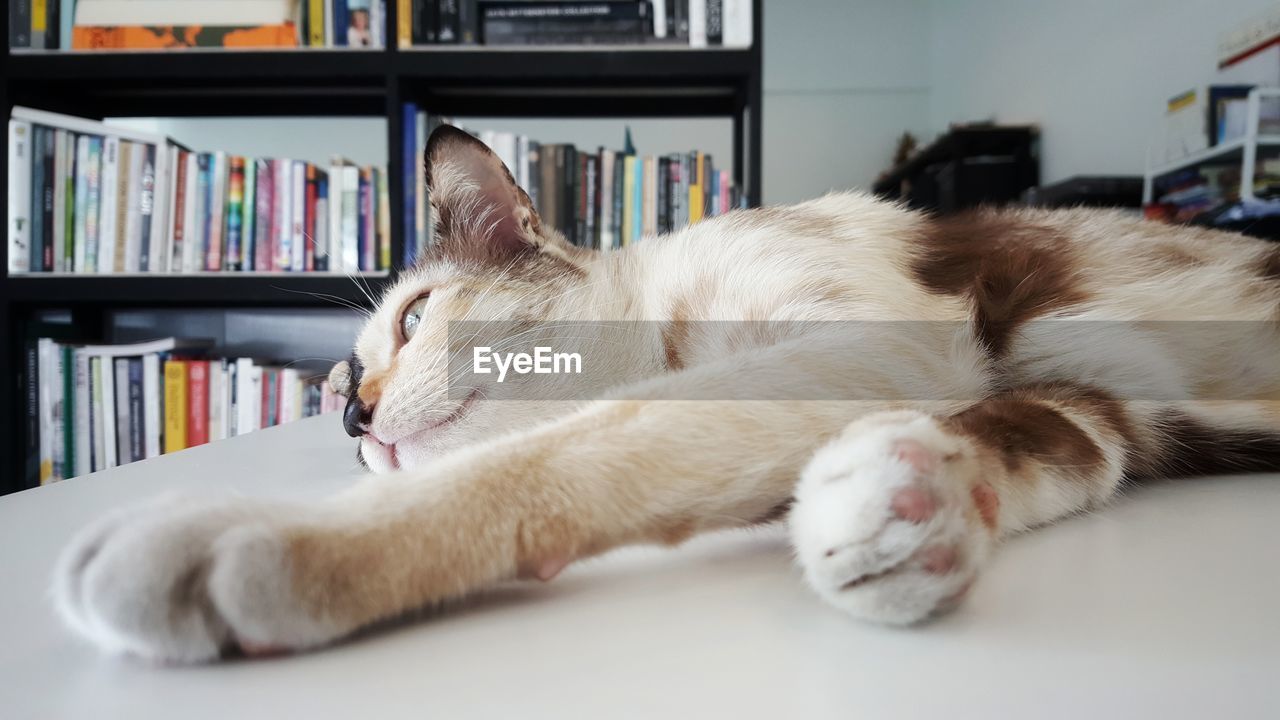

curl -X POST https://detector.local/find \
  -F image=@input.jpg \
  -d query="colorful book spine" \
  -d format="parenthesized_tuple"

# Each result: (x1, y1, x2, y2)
(163, 360, 188, 454)
(138, 144, 157, 272)
(187, 360, 209, 448)
(72, 25, 299, 50)
(254, 159, 274, 272)
(241, 155, 257, 271)
(225, 156, 245, 271)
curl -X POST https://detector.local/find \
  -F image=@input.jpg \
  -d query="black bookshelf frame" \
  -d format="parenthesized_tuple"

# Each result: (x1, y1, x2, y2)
(0, 0, 765, 494)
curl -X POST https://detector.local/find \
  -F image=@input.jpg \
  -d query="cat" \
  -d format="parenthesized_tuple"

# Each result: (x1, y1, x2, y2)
(54, 125, 1280, 662)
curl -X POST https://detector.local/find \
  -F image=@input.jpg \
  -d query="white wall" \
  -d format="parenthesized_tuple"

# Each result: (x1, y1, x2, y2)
(927, 0, 1279, 184)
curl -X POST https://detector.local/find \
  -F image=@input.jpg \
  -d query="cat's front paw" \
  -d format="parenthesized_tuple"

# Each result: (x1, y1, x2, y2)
(53, 495, 339, 663)
(790, 412, 998, 624)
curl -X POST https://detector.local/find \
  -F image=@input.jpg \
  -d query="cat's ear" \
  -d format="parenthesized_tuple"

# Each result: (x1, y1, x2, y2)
(425, 125, 546, 265)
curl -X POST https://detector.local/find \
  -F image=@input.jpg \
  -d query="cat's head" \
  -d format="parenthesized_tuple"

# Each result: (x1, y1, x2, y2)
(327, 126, 597, 473)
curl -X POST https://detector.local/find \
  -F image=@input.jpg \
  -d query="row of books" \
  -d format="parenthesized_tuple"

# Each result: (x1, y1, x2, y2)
(401, 0, 752, 47)
(11, 0, 387, 50)
(401, 109, 742, 260)
(22, 337, 344, 487)
(7, 106, 390, 275)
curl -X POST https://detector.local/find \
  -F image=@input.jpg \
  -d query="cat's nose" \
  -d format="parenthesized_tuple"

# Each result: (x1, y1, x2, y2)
(343, 396, 375, 438)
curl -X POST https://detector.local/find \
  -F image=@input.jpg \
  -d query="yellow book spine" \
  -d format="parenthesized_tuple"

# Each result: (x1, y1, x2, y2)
(33, 0, 48, 32)
(622, 155, 636, 247)
(398, 0, 412, 48)
(309, 0, 325, 46)
(689, 153, 705, 224)
(163, 360, 188, 454)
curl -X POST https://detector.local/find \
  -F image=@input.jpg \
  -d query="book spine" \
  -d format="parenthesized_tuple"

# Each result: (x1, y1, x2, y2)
(189, 153, 209, 272)
(113, 141, 131, 271)
(29, 126, 45, 273)
(8, 121, 33, 273)
(315, 174, 329, 271)
(622, 155, 635, 247)
(187, 360, 209, 448)
(342, 166, 360, 271)
(100, 353, 117, 469)
(72, 25, 299, 50)
(305, 164, 318, 271)
(168, 151, 186, 273)
(657, 156, 669, 235)
(207, 361, 224, 442)
(138, 144, 157, 272)
(206, 152, 226, 272)
(23, 341, 40, 487)
(37, 339, 56, 483)
(74, 352, 89, 477)
(84, 137, 104, 273)
(143, 354, 161, 458)
(125, 358, 144, 462)
(88, 357, 102, 472)
(459, 0, 478, 43)
(562, 146, 577, 245)
(114, 359, 131, 467)
(12, 0, 32, 47)
(163, 360, 187, 453)
(585, 155, 598, 249)
(292, 160, 306, 271)
(98, 137, 120, 274)
(688, 0, 706, 47)
(274, 159, 291, 271)
(255, 159, 274, 272)
(225, 156, 246, 271)
(706, 0, 722, 45)
(377, 168, 391, 270)
(309, 0, 326, 45)
(52, 130, 67, 271)
(241, 156, 257, 270)
(358, 168, 371, 270)
(402, 103, 418, 264)
(398, 0, 411, 46)
(612, 153, 624, 249)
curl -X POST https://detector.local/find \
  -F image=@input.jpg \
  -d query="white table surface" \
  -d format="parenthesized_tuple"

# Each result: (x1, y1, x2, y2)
(2, 415, 1278, 720)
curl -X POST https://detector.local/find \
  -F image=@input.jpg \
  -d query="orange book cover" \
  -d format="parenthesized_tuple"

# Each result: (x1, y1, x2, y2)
(72, 24, 298, 50)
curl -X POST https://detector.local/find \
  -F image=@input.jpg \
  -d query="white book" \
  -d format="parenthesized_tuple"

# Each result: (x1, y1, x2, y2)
(315, 196, 329, 269)
(73, 136, 92, 274)
(182, 152, 201, 273)
(37, 339, 57, 484)
(158, 148, 179, 273)
(114, 358, 131, 465)
(280, 368, 300, 423)
(329, 158, 347, 270)
(99, 355, 117, 469)
(653, 0, 667, 38)
(75, 0, 295, 26)
(8, 120, 32, 274)
(52, 130, 69, 273)
(98, 137, 120, 275)
(341, 165, 360, 272)
(241, 158, 256, 270)
(50, 343, 67, 481)
(274, 160, 292, 271)
(689, 0, 707, 48)
(73, 352, 91, 477)
(148, 142, 173, 272)
(292, 160, 306, 271)
(142, 354, 161, 459)
(234, 358, 259, 435)
(123, 141, 146, 272)
(722, 0, 752, 48)
(208, 361, 225, 443)
(207, 151, 227, 272)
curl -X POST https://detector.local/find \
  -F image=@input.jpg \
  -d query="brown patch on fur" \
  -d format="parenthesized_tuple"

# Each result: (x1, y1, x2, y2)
(754, 498, 794, 524)
(357, 367, 389, 406)
(944, 393, 1104, 476)
(661, 295, 694, 371)
(1144, 243, 1206, 270)
(1140, 411, 1280, 479)
(913, 212, 1089, 356)
(1261, 248, 1280, 284)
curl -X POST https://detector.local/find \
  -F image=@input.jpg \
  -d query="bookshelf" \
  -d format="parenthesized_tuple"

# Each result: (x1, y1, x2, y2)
(1, 0, 765, 494)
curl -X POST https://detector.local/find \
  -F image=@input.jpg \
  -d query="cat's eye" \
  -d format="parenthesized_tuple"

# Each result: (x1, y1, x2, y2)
(399, 294, 431, 343)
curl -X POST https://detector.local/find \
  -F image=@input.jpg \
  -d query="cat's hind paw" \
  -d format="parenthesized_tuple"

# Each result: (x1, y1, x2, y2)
(790, 411, 997, 624)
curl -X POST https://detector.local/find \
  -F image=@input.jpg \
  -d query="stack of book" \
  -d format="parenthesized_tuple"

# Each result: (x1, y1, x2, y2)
(7, 106, 390, 275)
(402, 109, 742, 263)
(23, 336, 345, 487)
(10, 0, 387, 50)
(400, 0, 752, 47)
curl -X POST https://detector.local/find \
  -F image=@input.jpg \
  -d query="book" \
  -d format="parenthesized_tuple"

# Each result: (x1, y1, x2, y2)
(23, 341, 40, 487)
(126, 358, 145, 463)
(114, 140, 133, 272)
(52, 129, 68, 272)
(479, 1, 654, 44)
(38, 128, 55, 270)
(98, 137, 120, 274)
(71, 0, 300, 49)
(113, 358, 131, 466)
(274, 159, 293, 270)
(29, 126, 46, 273)
(187, 360, 209, 448)
(206, 151, 228, 271)
(292, 160, 307, 271)
(8, 120, 33, 274)
(254, 159, 275, 272)
(163, 360, 188, 453)
(241, 156, 257, 270)
(142, 353, 162, 459)
(346, 0, 376, 47)
(225, 156, 246, 270)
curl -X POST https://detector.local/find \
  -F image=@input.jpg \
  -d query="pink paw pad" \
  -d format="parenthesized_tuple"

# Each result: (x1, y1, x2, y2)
(917, 545, 958, 574)
(891, 486, 937, 523)
(892, 438, 939, 474)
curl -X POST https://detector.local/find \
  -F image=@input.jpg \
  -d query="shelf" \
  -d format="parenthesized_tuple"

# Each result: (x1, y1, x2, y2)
(1147, 135, 1280, 178)
(2, 274, 394, 307)
(872, 126, 1039, 196)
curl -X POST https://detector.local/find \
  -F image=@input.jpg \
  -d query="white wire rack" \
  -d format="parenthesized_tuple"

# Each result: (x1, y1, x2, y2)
(1143, 86, 1280, 204)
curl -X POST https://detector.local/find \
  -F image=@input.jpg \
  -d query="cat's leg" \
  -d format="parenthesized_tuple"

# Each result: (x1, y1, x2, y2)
(58, 334, 934, 662)
(789, 387, 1280, 624)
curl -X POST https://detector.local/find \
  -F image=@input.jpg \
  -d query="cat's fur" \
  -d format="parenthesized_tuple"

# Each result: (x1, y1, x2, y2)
(55, 126, 1280, 662)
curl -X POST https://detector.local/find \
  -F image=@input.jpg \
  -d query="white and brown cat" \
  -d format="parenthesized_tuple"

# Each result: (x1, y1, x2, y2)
(55, 126, 1280, 662)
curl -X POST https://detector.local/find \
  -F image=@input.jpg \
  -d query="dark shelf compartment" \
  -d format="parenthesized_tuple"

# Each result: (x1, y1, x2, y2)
(2, 274, 393, 307)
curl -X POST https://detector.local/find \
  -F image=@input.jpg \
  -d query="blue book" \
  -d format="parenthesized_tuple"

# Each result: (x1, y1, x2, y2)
(632, 155, 643, 245)
(402, 103, 418, 266)
(357, 170, 370, 271)
(332, 0, 350, 46)
(127, 358, 145, 463)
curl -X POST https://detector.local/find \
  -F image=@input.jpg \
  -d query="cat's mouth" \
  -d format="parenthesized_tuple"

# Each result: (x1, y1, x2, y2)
(376, 389, 481, 469)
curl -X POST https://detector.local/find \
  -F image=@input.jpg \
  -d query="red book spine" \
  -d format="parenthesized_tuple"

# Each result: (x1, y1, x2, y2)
(186, 360, 209, 447)
(172, 151, 188, 270)
(304, 164, 317, 272)
(260, 368, 272, 428)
